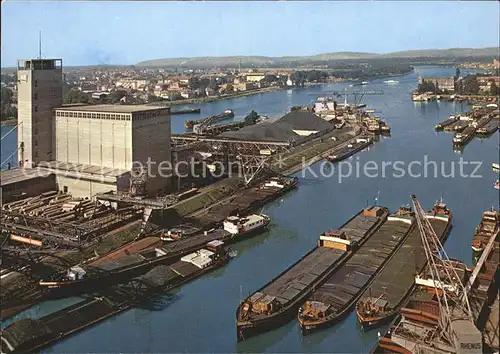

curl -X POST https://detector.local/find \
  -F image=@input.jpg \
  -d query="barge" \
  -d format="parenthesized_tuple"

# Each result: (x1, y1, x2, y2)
(0, 241, 230, 353)
(38, 214, 270, 298)
(185, 109, 234, 129)
(356, 201, 452, 330)
(324, 137, 373, 163)
(477, 119, 499, 135)
(171, 108, 201, 115)
(453, 125, 476, 146)
(435, 115, 458, 130)
(471, 208, 499, 261)
(298, 207, 416, 334)
(236, 206, 389, 341)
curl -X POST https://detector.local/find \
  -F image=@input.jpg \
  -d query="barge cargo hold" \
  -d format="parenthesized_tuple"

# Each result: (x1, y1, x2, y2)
(38, 214, 270, 298)
(298, 208, 416, 334)
(453, 125, 476, 146)
(356, 201, 452, 330)
(435, 116, 458, 130)
(236, 206, 389, 341)
(0, 241, 230, 353)
(471, 208, 499, 260)
(324, 137, 373, 163)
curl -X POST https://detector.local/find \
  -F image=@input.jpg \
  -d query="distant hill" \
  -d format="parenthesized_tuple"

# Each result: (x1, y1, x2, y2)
(136, 47, 499, 68)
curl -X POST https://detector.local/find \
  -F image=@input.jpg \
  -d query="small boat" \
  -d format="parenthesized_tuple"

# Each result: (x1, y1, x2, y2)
(495, 180, 500, 190)
(383, 80, 399, 85)
(361, 81, 369, 85)
(493, 163, 499, 171)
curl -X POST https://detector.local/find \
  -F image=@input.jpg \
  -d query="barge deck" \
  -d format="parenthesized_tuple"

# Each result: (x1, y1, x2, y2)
(298, 210, 415, 334)
(356, 202, 452, 329)
(236, 206, 389, 341)
(324, 137, 373, 163)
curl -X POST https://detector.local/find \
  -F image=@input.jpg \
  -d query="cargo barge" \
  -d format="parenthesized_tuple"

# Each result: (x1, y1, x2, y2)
(453, 125, 477, 146)
(356, 201, 452, 330)
(435, 115, 458, 130)
(38, 214, 269, 298)
(0, 241, 230, 353)
(185, 109, 234, 129)
(236, 206, 389, 341)
(171, 108, 201, 115)
(324, 137, 373, 163)
(471, 208, 499, 260)
(477, 119, 499, 135)
(298, 207, 416, 334)
(444, 119, 469, 132)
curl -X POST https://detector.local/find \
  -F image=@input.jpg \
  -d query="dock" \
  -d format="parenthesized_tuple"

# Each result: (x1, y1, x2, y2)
(236, 206, 389, 341)
(356, 203, 452, 330)
(298, 211, 415, 334)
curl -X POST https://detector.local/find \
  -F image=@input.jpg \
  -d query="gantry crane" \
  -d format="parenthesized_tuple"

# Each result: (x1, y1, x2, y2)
(410, 194, 480, 353)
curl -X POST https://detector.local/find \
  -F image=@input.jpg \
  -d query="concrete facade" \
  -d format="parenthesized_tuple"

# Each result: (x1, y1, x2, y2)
(16, 59, 63, 167)
(53, 105, 171, 195)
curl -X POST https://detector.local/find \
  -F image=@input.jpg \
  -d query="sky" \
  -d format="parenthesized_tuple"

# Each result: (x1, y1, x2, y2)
(1, 1, 499, 67)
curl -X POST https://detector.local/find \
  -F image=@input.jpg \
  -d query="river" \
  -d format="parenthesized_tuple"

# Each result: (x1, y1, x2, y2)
(1, 66, 498, 353)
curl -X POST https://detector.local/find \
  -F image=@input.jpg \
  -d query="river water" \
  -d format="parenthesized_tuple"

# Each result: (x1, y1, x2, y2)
(1, 66, 498, 353)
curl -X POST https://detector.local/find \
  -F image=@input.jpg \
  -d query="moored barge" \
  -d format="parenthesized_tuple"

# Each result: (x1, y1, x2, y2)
(0, 241, 230, 353)
(298, 206, 416, 334)
(324, 137, 373, 163)
(356, 200, 452, 329)
(471, 208, 499, 260)
(435, 115, 458, 130)
(185, 109, 234, 129)
(477, 118, 499, 135)
(236, 206, 389, 341)
(38, 214, 270, 298)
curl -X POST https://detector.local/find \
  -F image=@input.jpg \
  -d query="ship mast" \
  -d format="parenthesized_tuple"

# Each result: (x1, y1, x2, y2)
(410, 194, 474, 350)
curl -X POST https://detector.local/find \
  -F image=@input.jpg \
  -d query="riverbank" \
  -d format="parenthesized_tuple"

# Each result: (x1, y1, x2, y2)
(1, 119, 17, 127)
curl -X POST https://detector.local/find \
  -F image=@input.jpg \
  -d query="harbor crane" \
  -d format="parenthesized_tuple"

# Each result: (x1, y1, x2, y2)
(410, 194, 479, 353)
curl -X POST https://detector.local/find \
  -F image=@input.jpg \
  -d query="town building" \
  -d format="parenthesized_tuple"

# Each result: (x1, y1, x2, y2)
(245, 73, 265, 83)
(418, 76, 455, 92)
(476, 76, 500, 93)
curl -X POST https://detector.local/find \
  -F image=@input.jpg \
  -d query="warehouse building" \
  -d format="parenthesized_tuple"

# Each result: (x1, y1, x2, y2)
(52, 105, 171, 197)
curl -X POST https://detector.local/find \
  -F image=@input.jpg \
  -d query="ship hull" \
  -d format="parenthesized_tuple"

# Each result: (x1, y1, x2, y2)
(354, 215, 452, 330)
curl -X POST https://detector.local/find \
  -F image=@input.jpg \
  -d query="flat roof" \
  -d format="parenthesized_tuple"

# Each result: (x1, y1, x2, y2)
(39, 161, 129, 178)
(1, 168, 53, 186)
(54, 104, 170, 114)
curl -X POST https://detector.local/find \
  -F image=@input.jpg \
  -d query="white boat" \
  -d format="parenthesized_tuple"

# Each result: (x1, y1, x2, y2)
(493, 163, 499, 171)
(495, 180, 500, 190)
(361, 81, 369, 85)
(223, 214, 270, 237)
(383, 80, 399, 85)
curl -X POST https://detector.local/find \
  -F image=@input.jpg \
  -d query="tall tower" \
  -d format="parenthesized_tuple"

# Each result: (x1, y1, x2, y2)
(16, 59, 63, 167)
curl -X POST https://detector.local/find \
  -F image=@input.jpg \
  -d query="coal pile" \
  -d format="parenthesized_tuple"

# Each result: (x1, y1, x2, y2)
(220, 111, 332, 142)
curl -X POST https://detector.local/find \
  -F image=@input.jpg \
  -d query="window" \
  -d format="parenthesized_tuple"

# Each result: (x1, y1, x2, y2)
(63, 186, 68, 193)
(34, 80, 38, 87)
(34, 151, 38, 158)
(34, 93, 38, 100)
(34, 106, 38, 112)
(34, 139, 38, 146)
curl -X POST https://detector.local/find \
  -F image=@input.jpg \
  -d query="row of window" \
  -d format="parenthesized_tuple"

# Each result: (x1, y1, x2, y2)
(54, 111, 132, 120)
